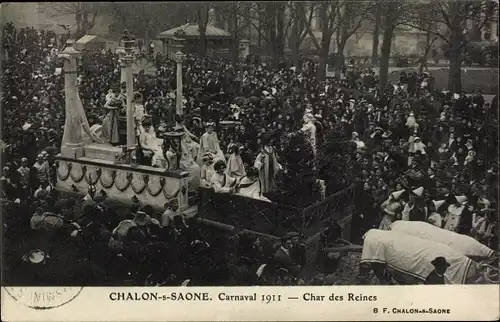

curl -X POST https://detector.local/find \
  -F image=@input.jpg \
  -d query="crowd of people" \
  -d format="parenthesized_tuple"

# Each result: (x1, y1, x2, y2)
(1, 21, 498, 286)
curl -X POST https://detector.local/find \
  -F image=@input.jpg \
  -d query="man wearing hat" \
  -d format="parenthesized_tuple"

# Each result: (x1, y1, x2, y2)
(290, 232, 306, 270)
(17, 157, 31, 197)
(427, 199, 445, 227)
(274, 232, 301, 278)
(424, 256, 450, 285)
(30, 153, 50, 190)
(401, 187, 426, 221)
(379, 189, 405, 229)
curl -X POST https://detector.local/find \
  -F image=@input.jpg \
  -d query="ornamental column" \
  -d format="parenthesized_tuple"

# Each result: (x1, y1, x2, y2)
(118, 30, 138, 149)
(175, 51, 185, 116)
(59, 40, 84, 158)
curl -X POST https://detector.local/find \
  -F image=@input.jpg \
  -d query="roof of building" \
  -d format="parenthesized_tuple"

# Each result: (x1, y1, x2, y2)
(157, 23, 232, 39)
(76, 35, 107, 45)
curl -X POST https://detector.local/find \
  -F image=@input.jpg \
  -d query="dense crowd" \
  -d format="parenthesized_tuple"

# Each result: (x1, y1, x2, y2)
(1, 22, 498, 286)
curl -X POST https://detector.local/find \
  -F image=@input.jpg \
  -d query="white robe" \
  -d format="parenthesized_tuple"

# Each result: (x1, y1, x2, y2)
(226, 153, 246, 178)
(197, 132, 225, 166)
(236, 176, 270, 202)
(301, 121, 317, 153)
(201, 164, 215, 188)
(139, 129, 164, 167)
(254, 146, 282, 194)
(405, 116, 417, 129)
(134, 104, 145, 135)
(210, 172, 238, 194)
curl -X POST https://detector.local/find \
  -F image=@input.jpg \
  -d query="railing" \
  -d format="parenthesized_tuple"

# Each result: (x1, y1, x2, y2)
(198, 183, 358, 238)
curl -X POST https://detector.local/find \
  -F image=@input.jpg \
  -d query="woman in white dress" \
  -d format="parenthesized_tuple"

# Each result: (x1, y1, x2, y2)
(139, 118, 164, 167)
(197, 123, 225, 166)
(174, 114, 199, 161)
(210, 160, 239, 194)
(200, 153, 215, 188)
(300, 113, 317, 154)
(226, 144, 246, 178)
(236, 167, 270, 202)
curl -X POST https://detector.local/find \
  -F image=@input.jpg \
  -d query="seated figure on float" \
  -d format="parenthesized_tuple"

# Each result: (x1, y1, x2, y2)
(173, 114, 199, 161)
(210, 160, 240, 194)
(200, 152, 215, 188)
(226, 143, 246, 178)
(139, 117, 165, 167)
(197, 122, 226, 167)
(138, 117, 201, 189)
(235, 167, 270, 202)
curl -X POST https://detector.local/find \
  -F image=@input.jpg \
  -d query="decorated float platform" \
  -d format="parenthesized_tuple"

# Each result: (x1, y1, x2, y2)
(55, 142, 195, 215)
(197, 183, 361, 271)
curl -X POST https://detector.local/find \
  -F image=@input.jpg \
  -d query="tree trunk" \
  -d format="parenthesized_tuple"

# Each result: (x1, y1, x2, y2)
(379, 24, 393, 91)
(448, 28, 463, 93)
(289, 16, 300, 70)
(231, 4, 239, 67)
(334, 37, 347, 78)
(275, 3, 285, 68)
(215, 7, 224, 29)
(318, 36, 330, 81)
(198, 4, 209, 56)
(371, 3, 381, 65)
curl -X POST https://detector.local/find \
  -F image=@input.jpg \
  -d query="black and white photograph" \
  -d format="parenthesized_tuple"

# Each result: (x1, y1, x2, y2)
(1, 0, 499, 299)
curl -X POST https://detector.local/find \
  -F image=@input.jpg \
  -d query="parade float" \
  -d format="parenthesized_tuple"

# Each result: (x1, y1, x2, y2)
(54, 34, 193, 213)
(54, 32, 358, 271)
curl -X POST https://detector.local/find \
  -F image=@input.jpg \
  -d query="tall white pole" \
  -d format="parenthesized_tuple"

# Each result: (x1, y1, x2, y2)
(175, 51, 184, 116)
(125, 57, 135, 148)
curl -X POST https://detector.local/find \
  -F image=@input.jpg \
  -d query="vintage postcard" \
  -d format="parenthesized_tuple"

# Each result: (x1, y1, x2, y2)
(1, 1, 499, 321)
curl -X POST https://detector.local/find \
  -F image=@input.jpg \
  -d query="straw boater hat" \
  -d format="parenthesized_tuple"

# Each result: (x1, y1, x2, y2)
(412, 186, 424, 198)
(454, 195, 468, 205)
(133, 211, 150, 226)
(22, 249, 47, 264)
(22, 122, 32, 131)
(391, 189, 405, 200)
(432, 200, 446, 212)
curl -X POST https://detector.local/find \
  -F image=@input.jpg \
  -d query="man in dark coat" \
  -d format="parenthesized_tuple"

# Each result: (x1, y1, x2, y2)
(274, 232, 301, 278)
(424, 256, 450, 284)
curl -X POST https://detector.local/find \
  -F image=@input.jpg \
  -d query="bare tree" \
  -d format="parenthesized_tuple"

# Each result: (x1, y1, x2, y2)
(404, 0, 498, 92)
(45, 2, 103, 39)
(242, 2, 294, 68)
(290, 2, 317, 70)
(377, 1, 415, 91)
(303, 0, 343, 80)
(335, 1, 371, 56)
(195, 2, 211, 56)
(371, 1, 382, 65)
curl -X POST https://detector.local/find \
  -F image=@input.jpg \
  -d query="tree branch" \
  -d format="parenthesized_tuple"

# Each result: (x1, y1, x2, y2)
(400, 22, 450, 43)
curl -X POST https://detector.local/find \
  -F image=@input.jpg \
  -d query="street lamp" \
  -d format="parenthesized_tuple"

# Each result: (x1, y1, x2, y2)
(175, 51, 185, 116)
(118, 29, 138, 151)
